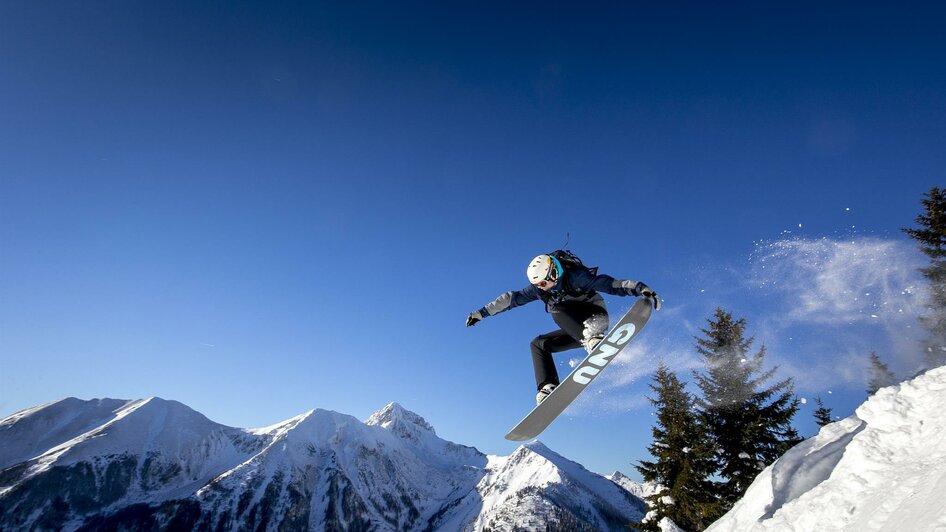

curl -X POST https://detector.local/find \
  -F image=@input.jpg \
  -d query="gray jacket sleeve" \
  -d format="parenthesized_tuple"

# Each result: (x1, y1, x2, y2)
(478, 285, 542, 317)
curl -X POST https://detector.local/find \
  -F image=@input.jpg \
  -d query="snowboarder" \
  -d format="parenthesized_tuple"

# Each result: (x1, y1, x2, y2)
(466, 251, 660, 405)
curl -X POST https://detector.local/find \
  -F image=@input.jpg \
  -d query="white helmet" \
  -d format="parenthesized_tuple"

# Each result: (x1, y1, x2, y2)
(526, 254, 563, 287)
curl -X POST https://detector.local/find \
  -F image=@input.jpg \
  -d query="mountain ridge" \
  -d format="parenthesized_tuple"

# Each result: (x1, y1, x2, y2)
(0, 397, 645, 531)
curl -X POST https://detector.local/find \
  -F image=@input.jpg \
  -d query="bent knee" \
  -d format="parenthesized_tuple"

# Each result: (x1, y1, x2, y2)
(582, 314, 609, 338)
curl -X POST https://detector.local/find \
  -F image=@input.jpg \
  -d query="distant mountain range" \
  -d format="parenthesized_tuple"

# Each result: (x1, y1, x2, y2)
(0, 398, 646, 531)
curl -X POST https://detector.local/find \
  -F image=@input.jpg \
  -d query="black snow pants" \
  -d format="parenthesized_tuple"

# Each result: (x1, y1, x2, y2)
(530, 301, 608, 390)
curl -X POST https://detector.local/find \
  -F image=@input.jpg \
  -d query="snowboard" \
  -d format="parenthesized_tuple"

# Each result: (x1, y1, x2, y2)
(505, 296, 654, 441)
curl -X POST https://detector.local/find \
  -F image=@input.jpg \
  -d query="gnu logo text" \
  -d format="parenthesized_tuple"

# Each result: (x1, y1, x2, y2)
(572, 323, 636, 385)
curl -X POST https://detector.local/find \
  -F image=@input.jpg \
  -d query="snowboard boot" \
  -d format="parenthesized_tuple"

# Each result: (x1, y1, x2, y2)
(582, 334, 604, 354)
(536, 383, 557, 405)
(582, 314, 608, 354)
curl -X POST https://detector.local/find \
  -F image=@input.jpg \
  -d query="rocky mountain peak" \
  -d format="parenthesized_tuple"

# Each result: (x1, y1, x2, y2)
(0, 398, 644, 531)
(366, 402, 435, 435)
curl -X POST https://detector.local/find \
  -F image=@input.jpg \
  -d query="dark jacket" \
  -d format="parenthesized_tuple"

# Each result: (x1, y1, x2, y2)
(478, 268, 643, 318)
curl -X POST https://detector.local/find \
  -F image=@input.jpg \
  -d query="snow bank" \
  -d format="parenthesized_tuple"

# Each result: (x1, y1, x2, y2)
(707, 366, 946, 531)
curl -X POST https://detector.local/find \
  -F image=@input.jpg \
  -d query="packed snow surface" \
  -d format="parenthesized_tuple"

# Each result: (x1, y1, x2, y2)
(707, 366, 946, 532)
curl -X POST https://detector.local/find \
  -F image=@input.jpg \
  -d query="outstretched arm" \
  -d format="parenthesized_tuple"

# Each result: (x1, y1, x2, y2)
(466, 285, 542, 326)
(569, 269, 662, 310)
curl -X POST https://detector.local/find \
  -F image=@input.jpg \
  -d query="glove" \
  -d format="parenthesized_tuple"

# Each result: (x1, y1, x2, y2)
(635, 282, 662, 311)
(466, 310, 484, 327)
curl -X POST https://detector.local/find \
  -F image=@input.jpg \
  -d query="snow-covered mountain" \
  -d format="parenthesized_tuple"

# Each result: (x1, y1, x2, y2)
(606, 471, 657, 502)
(9, 365, 945, 532)
(707, 366, 946, 532)
(0, 399, 645, 531)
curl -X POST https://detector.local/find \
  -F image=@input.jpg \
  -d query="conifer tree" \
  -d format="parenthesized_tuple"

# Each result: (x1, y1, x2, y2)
(693, 308, 802, 508)
(867, 352, 897, 395)
(813, 396, 833, 427)
(635, 363, 721, 531)
(902, 187, 946, 368)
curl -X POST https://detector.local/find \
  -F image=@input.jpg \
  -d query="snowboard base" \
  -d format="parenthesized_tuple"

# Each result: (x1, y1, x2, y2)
(505, 297, 654, 441)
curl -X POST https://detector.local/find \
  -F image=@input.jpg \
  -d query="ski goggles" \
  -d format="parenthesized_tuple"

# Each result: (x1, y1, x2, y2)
(533, 257, 560, 289)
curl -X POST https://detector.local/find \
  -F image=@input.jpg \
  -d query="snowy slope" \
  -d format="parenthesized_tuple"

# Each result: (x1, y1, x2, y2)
(468, 442, 647, 531)
(196, 406, 487, 530)
(607, 470, 658, 501)
(0, 398, 645, 531)
(707, 366, 946, 532)
(0, 397, 133, 470)
(0, 397, 262, 530)
(606, 472, 685, 532)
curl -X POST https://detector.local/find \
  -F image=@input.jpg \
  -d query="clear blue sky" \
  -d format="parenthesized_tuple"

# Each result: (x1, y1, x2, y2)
(1, 2, 944, 477)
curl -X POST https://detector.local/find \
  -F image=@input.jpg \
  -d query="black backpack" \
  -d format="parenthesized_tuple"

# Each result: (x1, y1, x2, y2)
(538, 250, 599, 310)
(548, 249, 598, 277)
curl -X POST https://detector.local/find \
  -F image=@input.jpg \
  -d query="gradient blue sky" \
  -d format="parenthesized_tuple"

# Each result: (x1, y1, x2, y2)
(2, 2, 944, 477)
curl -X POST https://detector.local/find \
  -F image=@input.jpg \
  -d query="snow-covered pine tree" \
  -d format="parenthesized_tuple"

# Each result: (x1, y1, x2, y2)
(867, 352, 897, 395)
(813, 396, 832, 427)
(635, 363, 721, 531)
(902, 186, 946, 368)
(692, 308, 801, 508)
